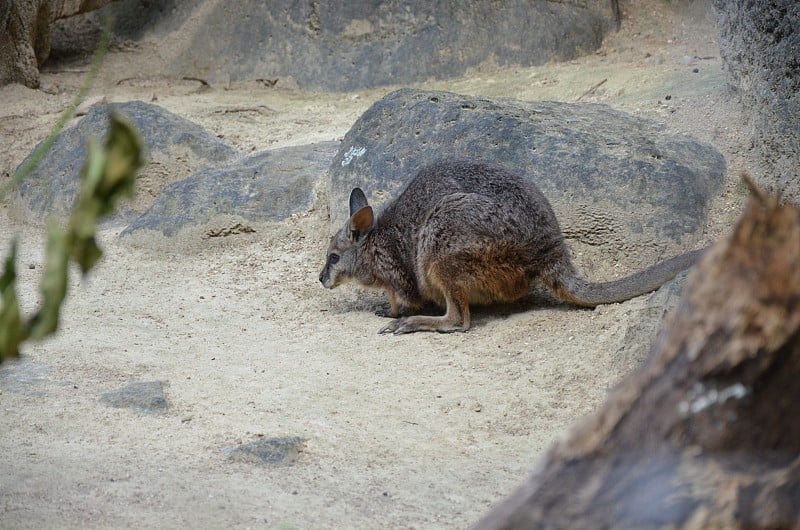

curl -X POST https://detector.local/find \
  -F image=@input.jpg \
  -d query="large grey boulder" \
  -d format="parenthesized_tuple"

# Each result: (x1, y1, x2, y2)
(613, 270, 691, 373)
(123, 141, 339, 237)
(98, 0, 619, 91)
(13, 100, 338, 235)
(14, 101, 339, 236)
(0, 0, 114, 87)
(13, 100, 236, 219)
(328, 89, 725, 271)
(713, 0, 800, 201)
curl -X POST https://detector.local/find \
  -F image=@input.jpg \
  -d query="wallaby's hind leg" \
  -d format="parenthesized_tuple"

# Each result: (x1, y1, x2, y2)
(378, 287, 470, 334)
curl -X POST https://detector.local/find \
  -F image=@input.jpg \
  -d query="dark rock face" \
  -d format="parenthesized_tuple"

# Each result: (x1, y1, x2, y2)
(99, 0, 619, 91)
(714, 0, 800, 200)
(123, 141, 339, 236)
(328, 89, 725, 268)
(14, 101, 236, 219)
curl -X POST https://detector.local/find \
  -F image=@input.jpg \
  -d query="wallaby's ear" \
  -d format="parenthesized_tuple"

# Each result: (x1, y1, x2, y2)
(348, 206, 374, 241)
(349, 188, 369, 217)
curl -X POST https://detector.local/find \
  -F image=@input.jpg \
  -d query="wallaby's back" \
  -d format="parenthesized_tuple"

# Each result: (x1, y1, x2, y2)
(377, 159, 568, 264)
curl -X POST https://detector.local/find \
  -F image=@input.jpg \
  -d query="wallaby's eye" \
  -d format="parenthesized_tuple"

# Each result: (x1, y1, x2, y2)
(328, 253, 340, 265)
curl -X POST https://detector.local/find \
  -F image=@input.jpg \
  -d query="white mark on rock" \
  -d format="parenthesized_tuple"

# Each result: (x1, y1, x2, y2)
(341, 146, 367, 167)
(678, 382, 750, 416)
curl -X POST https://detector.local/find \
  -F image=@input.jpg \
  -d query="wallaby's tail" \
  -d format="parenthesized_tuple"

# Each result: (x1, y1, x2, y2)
(550, 248, 707, 308)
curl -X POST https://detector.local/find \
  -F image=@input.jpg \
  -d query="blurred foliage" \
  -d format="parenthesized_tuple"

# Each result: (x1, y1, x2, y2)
(0, 19, 143, 362)
(1, 114, 143, 361)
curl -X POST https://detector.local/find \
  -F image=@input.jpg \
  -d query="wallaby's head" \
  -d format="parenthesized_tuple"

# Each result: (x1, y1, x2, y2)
(319, 187, 375, 289)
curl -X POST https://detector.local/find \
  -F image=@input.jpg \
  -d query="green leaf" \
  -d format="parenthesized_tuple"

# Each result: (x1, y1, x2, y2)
(68, 140, 105, 273)
(28, 224, 70, 341)
(70, 235, 103, 274)
(99, 113, 142, 208)
(0, 241, 26, 360)
(69, 115, 142, 273)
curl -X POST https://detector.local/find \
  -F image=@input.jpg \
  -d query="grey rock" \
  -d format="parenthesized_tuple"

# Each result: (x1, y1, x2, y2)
(13, 101, 236, 220)
(328, 89, 725, 269)
(99, 380, 169, 414)
(97, 0, 619, 91)
(613, 270, 690, 373)
(0, 360, 70, 396)
(123, 141, 339, 237)
(223, 436, 306, 466)
(713, 0, 800, 201)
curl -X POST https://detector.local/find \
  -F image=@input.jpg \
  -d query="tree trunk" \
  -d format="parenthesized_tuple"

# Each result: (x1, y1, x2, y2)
(475, 182, 800, 529)
(0, 0, 113, 88)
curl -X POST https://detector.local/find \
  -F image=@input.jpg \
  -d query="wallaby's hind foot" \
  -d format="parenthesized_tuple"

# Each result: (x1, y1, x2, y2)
(378, 314, 468, 335)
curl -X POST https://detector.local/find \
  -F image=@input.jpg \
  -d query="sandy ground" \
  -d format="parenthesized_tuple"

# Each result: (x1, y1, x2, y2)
(1, 2, 758, 528)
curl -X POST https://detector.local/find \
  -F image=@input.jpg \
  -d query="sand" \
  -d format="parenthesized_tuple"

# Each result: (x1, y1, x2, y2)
(0, 2, 757, 528)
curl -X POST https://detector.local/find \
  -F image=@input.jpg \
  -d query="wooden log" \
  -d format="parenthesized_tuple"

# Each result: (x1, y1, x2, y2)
(475, 182, 800, 529)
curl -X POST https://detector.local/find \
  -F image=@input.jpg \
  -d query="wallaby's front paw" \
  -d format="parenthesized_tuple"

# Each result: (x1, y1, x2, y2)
(377, 318, 404, 334)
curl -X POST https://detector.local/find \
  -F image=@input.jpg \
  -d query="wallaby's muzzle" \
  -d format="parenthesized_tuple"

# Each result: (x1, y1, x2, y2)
(319, 267, 336, 289)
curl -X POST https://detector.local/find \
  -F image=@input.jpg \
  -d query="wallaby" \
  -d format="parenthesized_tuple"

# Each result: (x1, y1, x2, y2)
(319, 159, 705, 334)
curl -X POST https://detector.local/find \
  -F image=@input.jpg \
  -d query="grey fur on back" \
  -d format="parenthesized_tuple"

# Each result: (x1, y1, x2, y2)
(319, 159, 705, 334)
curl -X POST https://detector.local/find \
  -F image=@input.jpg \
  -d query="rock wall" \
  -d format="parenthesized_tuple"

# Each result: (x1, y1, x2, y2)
(714, 0, 800, 200)
(99, 0, 620, 91)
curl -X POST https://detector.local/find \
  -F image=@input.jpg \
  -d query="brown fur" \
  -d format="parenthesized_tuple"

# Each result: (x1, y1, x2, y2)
(319, 160, 705, 334)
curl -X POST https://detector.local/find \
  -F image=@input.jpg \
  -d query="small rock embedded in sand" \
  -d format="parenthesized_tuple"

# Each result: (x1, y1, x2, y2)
(223, 437, 306, 466)
(99, 381, 169, 414)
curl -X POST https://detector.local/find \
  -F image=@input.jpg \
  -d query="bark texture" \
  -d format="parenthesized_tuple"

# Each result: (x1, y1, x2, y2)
(0, 0, 112, 87)
(475, 182, 800, 529)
